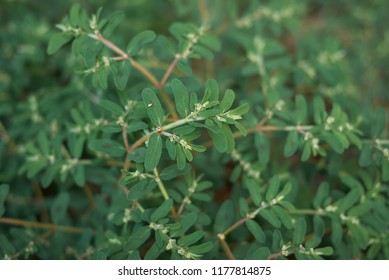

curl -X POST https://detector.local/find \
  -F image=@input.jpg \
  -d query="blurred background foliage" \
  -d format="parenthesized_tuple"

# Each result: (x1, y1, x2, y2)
(0, 0, 388, 259)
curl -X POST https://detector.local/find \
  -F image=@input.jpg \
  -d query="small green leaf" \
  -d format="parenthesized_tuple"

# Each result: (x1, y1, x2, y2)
(112, 61, 131, 90)
(255, 132, 270, 164)
(239, 198, 249, 217)
(221, 123, 235, 154)
(244, 247, 270, 260)
(176, 145, 186, 170)
(100, 99, 124, 115)
(127, 180, 157, 201)
(228, 103, 249, 116)
(127, 30, 156, 56)
(315, 246, 334, 256)
(219, 89, 235, 112)
(166, 139, 177, 159)
(371, 108, 386, 137)
(266, 176, 280, 201)
(245, 220, 266, 243)
(47, 33, 73, 55)
(102, 11, 125, 37)
(295, 95, 307, 124)
(89, 139, 125, 157)
(271, 205, 293, 229)
(284, 131, 299, 157)
(204, 79, 219, 102)
(178, 231, 204, 247)
(151, 199, 173, 221)
(125, 226, 151, 250)
(313, 182, 330, 209)
(214, 199, 234, 233)
(323, 132, 344, 154)
(259, 209, 281, 228)
(171, 79, 190, 118)
(0, 184, 10, 217)
(142, 88, 165, 126)
(244, 177, 262, 206)
(293, 218, 306, 245)
(145, 133, 162, 171)
(208, 126, 227, 153)
(188, 242, 213, 255)
(50, 192, 70, 224)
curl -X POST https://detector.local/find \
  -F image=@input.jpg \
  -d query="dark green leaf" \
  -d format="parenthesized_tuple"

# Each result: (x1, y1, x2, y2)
(50, 192, 70, 224)
(100, 99, 124, 115)
(112, 61, 131, 90)
(295, 95, 307, 124)
(266, 175, 280, 201)
(255, 132, 270, 164)
(89, 139, 125, 157)
(127, 180, 157, 201)
(188, 242, 213, 255)
(171, 79, 190, 118)
(142, 88, 165, 126)
(245, 220, 265, 243)
(144, 133, 162, 171)
(244, 247, 270, 260)
(293, 218, 306, 245)
(0, 184, 10, 217)
(151, 199, 173, 221)
(244, 177, 262, 206)
(125, 226, 151, 250)
(284, 131, 299, 157)
(178, 231, 204, 247)
(259, 209, 281, 228)
(214, 199, 234, 233)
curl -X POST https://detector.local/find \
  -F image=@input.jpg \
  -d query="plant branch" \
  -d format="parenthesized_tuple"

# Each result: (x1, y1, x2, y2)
(217, 233, 235, 260)
(223, 216, 250, 236)
(89, 33, 160, 88)
(0, 217, 88, 234)
(153, 168, 178, 219)
(159, 54, 182, 89)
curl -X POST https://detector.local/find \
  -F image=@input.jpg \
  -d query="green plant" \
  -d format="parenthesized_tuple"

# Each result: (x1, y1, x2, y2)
(1, 0, 389, 260)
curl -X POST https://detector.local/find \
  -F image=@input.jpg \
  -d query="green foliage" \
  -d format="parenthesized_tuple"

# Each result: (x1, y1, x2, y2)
(1, 0, 389, 260)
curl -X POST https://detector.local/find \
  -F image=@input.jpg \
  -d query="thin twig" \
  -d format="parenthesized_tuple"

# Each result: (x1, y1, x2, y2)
(217, 234, 235, 260)
(0, 217, 88, 234)
(159, 54, 182, 89)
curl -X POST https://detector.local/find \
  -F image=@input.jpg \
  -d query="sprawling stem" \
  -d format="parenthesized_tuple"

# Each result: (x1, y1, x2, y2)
(0, 217, 88, 234)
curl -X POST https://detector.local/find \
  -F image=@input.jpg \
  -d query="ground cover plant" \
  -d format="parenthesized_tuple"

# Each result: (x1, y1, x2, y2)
(0, 0, 388, 260)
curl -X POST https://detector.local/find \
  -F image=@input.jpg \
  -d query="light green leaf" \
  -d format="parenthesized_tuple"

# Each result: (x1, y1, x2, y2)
(219, 89, 235, 112)
(244, 247, 270, 260)
(127, 30, 156, 56)
(47, 33, 73, 55)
